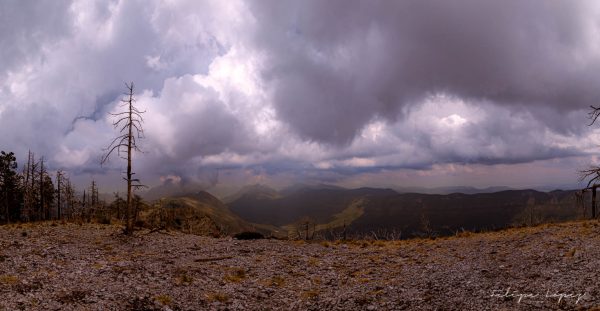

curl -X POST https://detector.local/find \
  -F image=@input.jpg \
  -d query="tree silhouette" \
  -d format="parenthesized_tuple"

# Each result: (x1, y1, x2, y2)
(579, 105, 600, 218)
(102, 82, 146, 234)
(56, 170, 64, 220)
(0, 151, 21, 223)
(22, 151, 38, 221)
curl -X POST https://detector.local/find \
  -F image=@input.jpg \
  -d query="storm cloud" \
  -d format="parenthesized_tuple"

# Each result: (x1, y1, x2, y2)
(1, 0, 599, 192)
(251, 0, 600, 142)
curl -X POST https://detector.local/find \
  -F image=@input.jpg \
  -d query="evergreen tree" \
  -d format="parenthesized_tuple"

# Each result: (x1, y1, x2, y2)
(0, 151, 22, 223)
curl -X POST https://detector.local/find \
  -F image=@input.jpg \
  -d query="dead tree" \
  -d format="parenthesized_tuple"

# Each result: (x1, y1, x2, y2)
(576, 191, 589, 219)
(81, 189, 87, 220)
(577, 182, 598, 219)
(56, 171, 74, 220)
(56, 170, 63, 220)
(65, 178, 75, 219)
(84, 180, 97, 222)
(101, 82, 146, 235)
(577, 105, 600, 219)
(295, 217, 317, 240)
(22, 151, 38, 221)
(39, 158, 44, 219)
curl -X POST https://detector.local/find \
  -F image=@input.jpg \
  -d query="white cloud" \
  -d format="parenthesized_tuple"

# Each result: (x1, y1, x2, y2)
(0, 0, 599, 192)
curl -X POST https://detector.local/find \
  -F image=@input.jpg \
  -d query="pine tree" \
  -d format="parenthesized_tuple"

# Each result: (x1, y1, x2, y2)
(0, 151, 21, 223)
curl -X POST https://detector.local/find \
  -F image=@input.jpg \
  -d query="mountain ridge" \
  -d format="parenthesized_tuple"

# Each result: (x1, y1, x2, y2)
(227, 186, 582, 238)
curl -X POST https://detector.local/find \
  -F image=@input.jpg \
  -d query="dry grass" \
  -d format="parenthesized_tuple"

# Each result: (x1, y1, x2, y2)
(268, 275, 285, 287)
(301, 289, 319, 300)
(206, 292, 229, 303)
(223, 268, 246, 283)
(154, 294, 173, 306)
(178, 273, 193, 285)
(0, 275, 19, 285)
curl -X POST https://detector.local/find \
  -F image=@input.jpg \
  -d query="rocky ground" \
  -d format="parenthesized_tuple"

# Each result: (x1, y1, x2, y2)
(0, 221, 599, 310)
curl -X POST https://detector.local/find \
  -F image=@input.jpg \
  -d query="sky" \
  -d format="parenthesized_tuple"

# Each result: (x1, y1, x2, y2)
(2, 0, 600, 196)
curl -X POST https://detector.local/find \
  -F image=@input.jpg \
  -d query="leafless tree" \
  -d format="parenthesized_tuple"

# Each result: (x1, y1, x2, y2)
(65, 178, 76, 219)
(58, 173, 76, 220)
(22, 150, 38, 221)
(579, 105, 600, 219)
(294, 216, 317, 240)
(56, 170, 64, 220)
(101, 82, 146, 234)
(419, 212, 435, 238)
(84, 180, 99, 222)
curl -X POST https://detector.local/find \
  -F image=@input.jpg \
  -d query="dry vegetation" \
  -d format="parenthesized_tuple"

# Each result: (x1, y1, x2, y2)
(0, 220, 599, 310)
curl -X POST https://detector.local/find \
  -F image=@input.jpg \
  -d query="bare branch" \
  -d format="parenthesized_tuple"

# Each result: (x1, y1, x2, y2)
(579, 166, 600, 188)
(101, 143, 129, 165)
(103, 134, 127, 150)
(109, 111, 129, 117)
(589, 105, 600, 126)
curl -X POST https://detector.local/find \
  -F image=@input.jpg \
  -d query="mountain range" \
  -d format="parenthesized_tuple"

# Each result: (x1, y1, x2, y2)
(140, 183, 583, 239)
(226, 184, 581, 238)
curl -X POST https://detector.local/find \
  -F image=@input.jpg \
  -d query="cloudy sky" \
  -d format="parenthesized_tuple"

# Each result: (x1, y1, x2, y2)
(2, 0, 600, 195)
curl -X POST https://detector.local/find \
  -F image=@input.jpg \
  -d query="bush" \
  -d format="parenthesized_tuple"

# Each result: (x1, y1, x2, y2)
(233, 231, 264, 240)
(98, 216, 111, 225)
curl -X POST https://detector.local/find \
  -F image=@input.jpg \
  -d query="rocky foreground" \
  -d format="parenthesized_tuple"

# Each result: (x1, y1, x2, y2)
(0, 221, 599, 310)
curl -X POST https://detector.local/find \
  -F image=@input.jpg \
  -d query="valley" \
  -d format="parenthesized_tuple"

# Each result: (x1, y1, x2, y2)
(165, 185, 583, 239)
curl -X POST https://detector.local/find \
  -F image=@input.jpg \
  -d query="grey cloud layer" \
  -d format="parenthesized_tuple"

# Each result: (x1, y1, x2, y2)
(0, 0, 598, 189)
(251, 0, 600, 144)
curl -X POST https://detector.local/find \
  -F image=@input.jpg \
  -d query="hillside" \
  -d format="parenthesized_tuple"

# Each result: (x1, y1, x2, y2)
(140, 191, 283, 237)
(0, 221, 598, 310)
(228, 186, 398, 226)
(228, 187, 581, 238)
(395, 185, 514, 194)
(222, 184, 282, 204)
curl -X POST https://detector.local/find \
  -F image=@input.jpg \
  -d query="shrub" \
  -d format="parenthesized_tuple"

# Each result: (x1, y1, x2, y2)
(233, 231, 264, 240)
(98, 216, 111, 225)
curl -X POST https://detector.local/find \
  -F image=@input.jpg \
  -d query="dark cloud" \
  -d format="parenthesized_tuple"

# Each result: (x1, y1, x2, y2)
(0, 1, 73, 73)
(249, 0, 600, 144)
(0, 0, 599, 192)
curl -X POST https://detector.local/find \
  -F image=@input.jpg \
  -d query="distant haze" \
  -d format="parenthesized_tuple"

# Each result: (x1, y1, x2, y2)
(1, 1, 599, 194)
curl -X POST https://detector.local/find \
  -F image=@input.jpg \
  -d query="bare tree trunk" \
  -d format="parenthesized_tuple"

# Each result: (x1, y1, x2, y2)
(23, 151, 30, 221)
(305, 222, 309, 240)
(66, 179, 74, 220)
(593, 187, 597, 219)
(39, 158, 44, 221)
(30, 152, 36, 220)
(115, 193, 121, 220)
(82, 189, 86, 221)
(101, 82, 145, 235)
(3, 187, 8, 224)
(56, 170, 62, 220)
(529, 205, 533, 226)
(126, 87, 134, 234)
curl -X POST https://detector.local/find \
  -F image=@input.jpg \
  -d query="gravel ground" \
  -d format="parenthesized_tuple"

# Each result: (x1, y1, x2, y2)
(0, 221, 599, 310)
